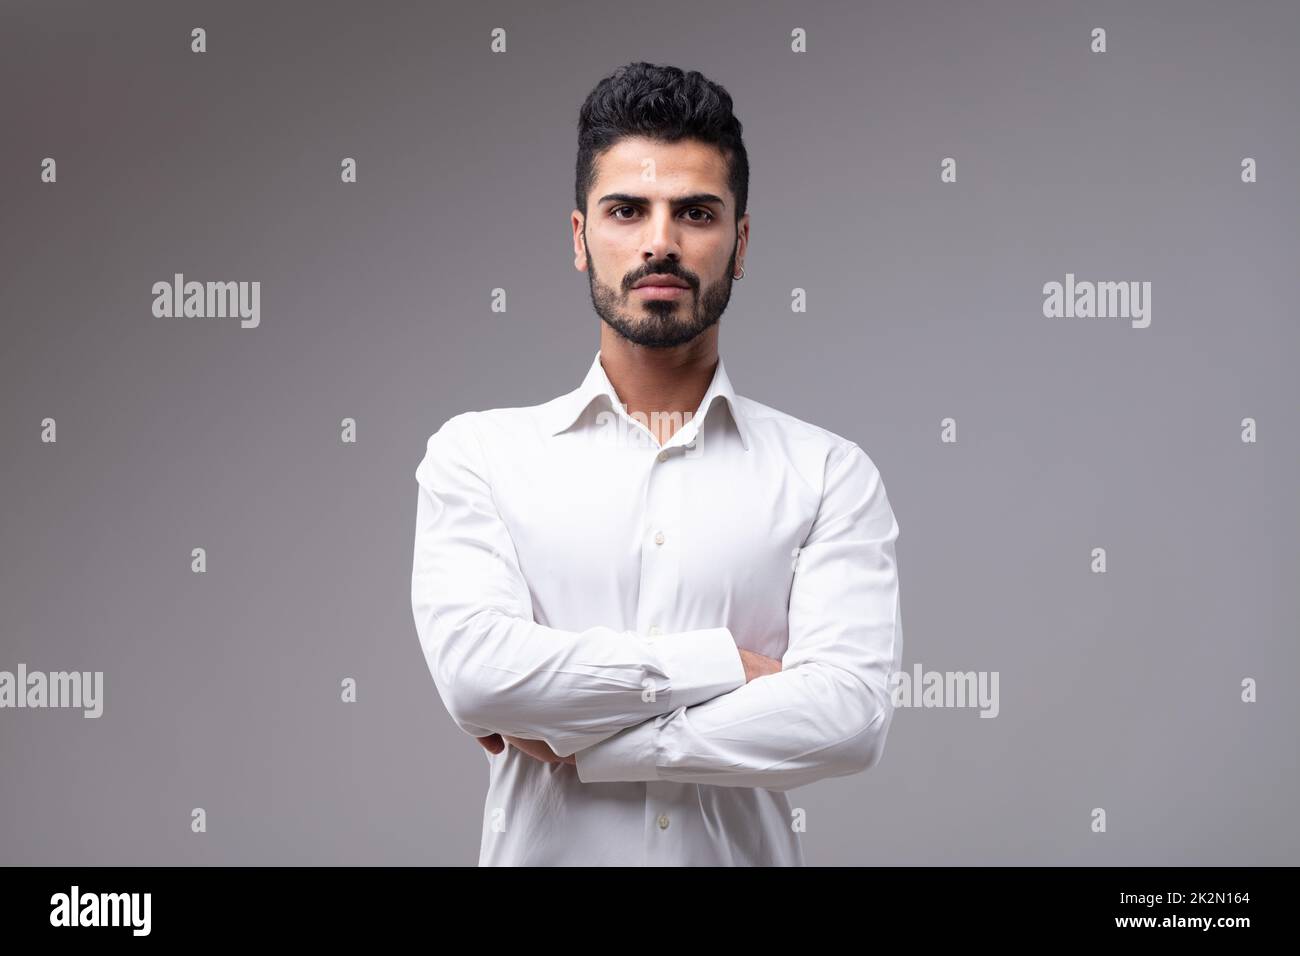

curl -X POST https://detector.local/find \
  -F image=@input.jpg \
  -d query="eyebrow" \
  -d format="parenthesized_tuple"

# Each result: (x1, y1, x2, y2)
(598, 192, 726, 209)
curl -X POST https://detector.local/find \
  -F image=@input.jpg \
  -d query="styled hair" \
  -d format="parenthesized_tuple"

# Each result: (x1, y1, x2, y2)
(575, 62, 749, 225)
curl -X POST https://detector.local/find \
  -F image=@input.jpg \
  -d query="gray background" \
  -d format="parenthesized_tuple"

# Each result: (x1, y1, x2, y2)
(1, 0, 1296, 865)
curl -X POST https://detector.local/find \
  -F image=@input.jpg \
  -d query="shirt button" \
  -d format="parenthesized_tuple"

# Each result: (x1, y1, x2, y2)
(657, 450, 669, 462)
(657, 814, 670, 830)
(654, 531, 665, 546)
(648, 625, 661, 636)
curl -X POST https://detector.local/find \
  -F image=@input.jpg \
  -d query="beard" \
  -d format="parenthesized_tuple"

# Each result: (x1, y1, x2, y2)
(585, 238, 738, 349)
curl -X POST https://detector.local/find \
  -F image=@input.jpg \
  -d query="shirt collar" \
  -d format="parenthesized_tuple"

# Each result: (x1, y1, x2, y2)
(544, 349, 751, 452)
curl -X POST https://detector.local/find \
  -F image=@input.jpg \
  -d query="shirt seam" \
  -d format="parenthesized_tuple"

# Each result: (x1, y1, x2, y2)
(462, 411, 505, 519)
(801, 441, 863, 545)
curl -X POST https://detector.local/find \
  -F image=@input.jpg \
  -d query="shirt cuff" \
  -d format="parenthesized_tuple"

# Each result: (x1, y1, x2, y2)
(575, 716, 661, 783)
(651, 626, 746, 707)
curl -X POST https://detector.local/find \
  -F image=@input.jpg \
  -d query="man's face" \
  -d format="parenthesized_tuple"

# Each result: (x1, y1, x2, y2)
(574, 135, 749, 349)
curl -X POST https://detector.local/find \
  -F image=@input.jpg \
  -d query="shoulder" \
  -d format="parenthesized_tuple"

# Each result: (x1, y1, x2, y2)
(738, 395, 897, 535)
(426, 400, 560, 450)
(416, 402, 553, 478)
(735, 394, 879, 482)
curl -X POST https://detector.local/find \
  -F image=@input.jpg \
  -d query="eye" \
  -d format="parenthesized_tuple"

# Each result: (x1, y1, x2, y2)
(609, 205, 716, 223)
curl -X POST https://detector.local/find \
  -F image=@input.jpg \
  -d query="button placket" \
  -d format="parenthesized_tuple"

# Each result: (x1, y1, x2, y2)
(638, 437, 680, 638)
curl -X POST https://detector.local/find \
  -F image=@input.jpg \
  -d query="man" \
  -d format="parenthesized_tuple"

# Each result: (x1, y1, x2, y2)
(410, 62, 903, 866)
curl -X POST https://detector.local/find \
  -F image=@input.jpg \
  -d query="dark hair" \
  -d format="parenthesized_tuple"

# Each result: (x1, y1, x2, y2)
(575, 62, 749, 226)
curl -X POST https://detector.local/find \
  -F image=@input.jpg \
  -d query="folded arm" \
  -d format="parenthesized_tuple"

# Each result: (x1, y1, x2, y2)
(574, 442, 903, 792)
(411, 412, 746, 757)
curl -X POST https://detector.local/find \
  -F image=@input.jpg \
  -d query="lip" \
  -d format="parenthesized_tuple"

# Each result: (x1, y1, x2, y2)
(634, 274, 690, 288)
(633, 282, 690, 299)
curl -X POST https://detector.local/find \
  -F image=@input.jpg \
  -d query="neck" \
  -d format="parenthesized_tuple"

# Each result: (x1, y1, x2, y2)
(597, 325, 719, 446)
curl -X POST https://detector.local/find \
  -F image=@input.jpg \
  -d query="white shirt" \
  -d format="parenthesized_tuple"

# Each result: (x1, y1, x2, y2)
(410, 349, 903, 865)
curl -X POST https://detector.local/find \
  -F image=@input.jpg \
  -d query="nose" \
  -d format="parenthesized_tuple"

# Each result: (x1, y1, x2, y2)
(641, 205, 682, 264)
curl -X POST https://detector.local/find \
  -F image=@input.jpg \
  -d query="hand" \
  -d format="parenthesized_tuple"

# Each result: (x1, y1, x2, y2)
(738, 648, 782, 682)
(476, 732, 576, 765)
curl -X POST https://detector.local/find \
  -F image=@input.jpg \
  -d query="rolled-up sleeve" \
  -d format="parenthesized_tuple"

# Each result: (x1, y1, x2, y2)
(575, 442, 902, 791)
(411, 412, 746, 757)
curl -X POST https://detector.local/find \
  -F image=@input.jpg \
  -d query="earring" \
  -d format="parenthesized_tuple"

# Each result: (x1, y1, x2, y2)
(733, 265, 745, 280)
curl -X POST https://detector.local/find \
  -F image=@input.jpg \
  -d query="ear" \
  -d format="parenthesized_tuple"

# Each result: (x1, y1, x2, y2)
(735, 211, 750, 269)
(572, 210, 588, 272)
